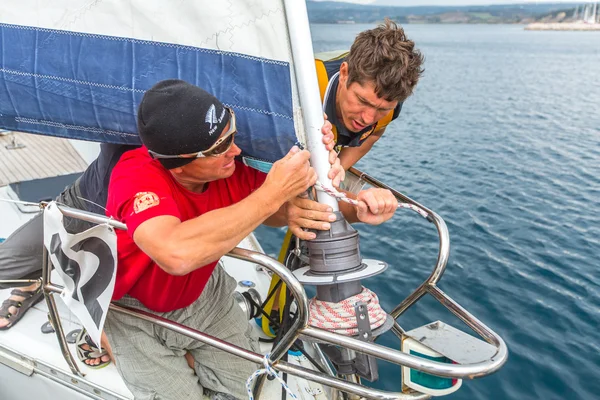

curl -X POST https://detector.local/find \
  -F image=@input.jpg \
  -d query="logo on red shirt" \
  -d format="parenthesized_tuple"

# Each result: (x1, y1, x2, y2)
(133, 192, 160, 214)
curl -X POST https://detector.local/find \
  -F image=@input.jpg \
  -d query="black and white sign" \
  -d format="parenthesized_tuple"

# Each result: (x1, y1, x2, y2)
(43, 202, 117, 347)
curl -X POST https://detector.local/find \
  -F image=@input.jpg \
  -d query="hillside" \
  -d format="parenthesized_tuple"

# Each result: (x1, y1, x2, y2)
(306, 1, 581, 24)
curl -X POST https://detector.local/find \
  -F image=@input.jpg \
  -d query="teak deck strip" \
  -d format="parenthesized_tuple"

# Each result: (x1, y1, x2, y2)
(0, 131, 87, 187)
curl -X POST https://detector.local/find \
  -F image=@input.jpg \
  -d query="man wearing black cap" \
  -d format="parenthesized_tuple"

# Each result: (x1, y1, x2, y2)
(101, 79, 397, 399)
(101, 79, 347, 400)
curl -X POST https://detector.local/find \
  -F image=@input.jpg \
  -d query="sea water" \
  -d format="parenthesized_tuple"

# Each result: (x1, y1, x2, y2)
(255, 23, 600, 400)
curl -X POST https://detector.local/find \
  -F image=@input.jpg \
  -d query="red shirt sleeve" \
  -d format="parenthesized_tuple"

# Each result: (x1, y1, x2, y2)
(108, 154, 181, 237)
(248, 167, 267, 191)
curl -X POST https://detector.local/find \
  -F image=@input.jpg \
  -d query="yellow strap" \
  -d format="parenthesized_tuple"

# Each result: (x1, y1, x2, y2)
(261, 229, 294, 337)
(376, 108, 395, 131)
(315, 59, 328, 104)
(315, 58, 338, 143)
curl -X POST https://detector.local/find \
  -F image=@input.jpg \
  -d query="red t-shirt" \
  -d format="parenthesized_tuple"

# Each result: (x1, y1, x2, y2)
(106, 147, 266, 312)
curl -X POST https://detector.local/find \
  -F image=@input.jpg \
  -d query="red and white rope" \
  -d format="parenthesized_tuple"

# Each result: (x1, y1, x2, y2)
(314, 181, 429, 219)
(308, 287, 387, 336)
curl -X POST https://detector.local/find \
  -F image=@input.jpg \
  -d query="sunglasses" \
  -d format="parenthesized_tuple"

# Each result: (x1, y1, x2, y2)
(148, 107, 237, 159)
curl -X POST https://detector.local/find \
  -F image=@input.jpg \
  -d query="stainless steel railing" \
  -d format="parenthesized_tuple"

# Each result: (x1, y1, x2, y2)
(347, 167, 450, 286)
(346, 167, 508, 371)
(38, 205, 425, 399)
(20, 199, 507, 399)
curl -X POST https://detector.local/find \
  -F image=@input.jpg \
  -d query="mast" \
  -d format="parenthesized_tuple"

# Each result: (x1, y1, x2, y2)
(282, 0, 391, 383)
(281, 0, 338, 210)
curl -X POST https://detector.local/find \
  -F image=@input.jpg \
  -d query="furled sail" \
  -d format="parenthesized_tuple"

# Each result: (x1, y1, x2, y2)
(0, 0, 303, 163)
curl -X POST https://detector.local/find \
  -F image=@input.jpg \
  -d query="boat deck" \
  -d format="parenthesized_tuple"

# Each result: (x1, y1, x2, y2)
(0, 226, 326, 400)
(0, 131, 87, 187)
(0, 134, 330, 400)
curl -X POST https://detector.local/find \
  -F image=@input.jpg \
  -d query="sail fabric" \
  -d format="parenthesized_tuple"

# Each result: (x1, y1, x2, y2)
(0, 0, 301, 162)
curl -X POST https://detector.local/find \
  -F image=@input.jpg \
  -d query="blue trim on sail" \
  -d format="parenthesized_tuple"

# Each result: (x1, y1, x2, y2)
(0, 23, 296, 162)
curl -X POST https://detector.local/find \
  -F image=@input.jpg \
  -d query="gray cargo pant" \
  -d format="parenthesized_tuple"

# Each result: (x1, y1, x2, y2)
(104, 265, 259, 400)
(0, 178, 93, 288)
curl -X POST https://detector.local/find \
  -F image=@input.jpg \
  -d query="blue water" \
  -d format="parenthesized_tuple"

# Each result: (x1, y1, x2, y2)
(255, 24, 600, 400)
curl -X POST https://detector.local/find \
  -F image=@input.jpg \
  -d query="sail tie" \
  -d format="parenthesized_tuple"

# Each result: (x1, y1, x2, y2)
(308, 287, 387, 336)
(246, 353, 297, 400)
(315, 181, 429, 219)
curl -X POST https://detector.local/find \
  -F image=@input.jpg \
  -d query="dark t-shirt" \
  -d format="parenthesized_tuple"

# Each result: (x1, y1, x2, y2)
(78, 143, 138, 214)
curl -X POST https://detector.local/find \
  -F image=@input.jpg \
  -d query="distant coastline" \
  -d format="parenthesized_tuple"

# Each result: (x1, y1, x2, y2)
(307, 1, 600, 26)
(318, 21, 600, 30)
(315, 20, 527, 25)
(525, 22, 600, 31)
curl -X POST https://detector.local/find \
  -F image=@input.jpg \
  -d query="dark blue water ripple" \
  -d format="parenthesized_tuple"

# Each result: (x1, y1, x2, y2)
(256, 24, 600, 400)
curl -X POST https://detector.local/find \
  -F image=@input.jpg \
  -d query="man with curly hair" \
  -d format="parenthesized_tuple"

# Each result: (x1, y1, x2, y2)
(289, 19, 424, 239)
(317, 19, 424, 170)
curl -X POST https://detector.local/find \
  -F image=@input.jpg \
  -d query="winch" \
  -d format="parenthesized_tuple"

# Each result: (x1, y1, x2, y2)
(292, 210, 393, 381)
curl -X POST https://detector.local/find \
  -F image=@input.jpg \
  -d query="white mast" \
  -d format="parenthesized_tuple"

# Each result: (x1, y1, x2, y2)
(282, 0, 339, 210)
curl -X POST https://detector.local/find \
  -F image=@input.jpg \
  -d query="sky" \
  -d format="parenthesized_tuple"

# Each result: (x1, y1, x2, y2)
(313, 0, 588, 6)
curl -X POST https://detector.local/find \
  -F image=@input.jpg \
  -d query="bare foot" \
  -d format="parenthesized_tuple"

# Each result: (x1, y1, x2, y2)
(0, 282, 40, 329)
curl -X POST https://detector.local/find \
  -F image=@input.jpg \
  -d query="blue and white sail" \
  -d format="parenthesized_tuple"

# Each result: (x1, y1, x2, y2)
(0, 0, 304, 163)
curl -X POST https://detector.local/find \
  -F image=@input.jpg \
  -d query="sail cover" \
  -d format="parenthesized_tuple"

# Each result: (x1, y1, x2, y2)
(0, 0, 302, 163)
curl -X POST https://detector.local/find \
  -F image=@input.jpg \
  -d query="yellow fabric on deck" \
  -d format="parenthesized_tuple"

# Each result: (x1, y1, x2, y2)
(314, 58, 338, 142)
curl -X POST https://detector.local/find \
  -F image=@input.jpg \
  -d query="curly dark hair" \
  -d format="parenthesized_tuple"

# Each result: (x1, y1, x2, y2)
(346, 19, 424, 102)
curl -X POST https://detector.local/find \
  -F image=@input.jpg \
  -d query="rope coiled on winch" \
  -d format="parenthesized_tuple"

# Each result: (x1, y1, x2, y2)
(308, 287, 387, 336)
